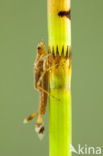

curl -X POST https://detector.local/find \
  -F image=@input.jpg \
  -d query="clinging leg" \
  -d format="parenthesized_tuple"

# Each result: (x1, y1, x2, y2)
(36, 62, 60, 101)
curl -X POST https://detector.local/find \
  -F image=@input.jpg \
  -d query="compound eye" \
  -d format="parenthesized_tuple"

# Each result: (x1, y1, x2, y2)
(37, 42, 46, 55)
(37, 46, 41, 50)
(37, 42, 44, 50)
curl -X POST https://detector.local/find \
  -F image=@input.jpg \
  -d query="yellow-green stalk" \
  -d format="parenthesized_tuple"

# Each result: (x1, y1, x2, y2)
(48, 0, 71, 55)
(47, 0, 72, 156)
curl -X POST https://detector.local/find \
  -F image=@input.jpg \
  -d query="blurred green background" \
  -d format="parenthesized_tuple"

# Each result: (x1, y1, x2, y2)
(0, 0, 103, 156)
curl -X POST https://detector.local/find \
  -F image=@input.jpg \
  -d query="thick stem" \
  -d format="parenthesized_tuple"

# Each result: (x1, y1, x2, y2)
(48, 0, 71, 55)
(49, 89, 72, 156)
(49, 58, 72, 156)
(47, 0, 72, 156)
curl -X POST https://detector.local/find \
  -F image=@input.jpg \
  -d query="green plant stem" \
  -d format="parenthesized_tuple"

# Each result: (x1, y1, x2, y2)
(49, 59, 72, 156)
(47, 0, 72, 156)
(48, 0, 71, 55)
(49, 82, 72, 156)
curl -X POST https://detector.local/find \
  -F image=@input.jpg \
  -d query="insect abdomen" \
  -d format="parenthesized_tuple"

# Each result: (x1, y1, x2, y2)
(39, 73, 48, 114)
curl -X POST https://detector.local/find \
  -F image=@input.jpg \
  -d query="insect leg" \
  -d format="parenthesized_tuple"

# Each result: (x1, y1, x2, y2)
(37, 61, 59, 87)
(37, 63, 60, 101)
(34, 53, 51, 70)
(38, 86, 60, 101)
(24, 112, 38, 124)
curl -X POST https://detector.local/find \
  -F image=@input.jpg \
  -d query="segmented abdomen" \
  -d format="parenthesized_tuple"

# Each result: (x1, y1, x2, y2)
(39, 72, 48, 114)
